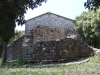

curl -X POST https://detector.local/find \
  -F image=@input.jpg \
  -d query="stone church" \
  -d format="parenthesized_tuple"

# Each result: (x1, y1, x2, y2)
(7, 12, 93, 62)
(25, 12, 76, 44)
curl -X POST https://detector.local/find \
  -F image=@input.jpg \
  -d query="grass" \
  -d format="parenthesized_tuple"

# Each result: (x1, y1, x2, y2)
(0, 56, 100, 75)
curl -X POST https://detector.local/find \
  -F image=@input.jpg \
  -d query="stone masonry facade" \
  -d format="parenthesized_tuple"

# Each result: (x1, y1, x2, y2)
(7, 12, 94, 62)
(25, 12, 75, 36)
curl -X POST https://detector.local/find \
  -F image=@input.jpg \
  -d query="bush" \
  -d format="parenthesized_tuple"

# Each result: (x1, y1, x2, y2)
(13, 57, 27, 66)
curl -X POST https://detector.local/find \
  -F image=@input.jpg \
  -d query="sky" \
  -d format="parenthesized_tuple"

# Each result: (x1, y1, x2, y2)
(15, 0, 87, 31)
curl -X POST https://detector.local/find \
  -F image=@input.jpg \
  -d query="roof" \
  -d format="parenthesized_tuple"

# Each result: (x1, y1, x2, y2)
(26, 12, 75, 22)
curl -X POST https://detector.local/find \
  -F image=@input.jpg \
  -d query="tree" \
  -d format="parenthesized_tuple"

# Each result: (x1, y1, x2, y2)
(0, 30, 24, 57)
(0, 0, 46, 64)
(75, 9, 100, 48)
(0, 37, 3, 57)
(84, 0, 100, 9)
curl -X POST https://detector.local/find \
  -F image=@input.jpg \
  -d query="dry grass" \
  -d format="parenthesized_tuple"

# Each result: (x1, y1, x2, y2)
(0, 56, 100, 75)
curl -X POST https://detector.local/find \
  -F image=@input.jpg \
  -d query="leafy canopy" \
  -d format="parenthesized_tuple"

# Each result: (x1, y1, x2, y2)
(84, 0, 100, 9)
(75, 9, 100, 48)
(0, 0, 46, 63)
(0, 0, 46, 42)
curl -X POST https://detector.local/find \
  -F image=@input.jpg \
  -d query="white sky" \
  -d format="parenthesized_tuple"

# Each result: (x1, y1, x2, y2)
(16, 0, 87, 31)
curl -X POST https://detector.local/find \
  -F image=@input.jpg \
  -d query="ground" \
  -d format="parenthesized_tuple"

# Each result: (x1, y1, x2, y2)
(0, 48, 100, 75)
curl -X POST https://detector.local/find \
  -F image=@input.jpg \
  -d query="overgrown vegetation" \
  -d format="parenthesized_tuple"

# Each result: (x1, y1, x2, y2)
(0, 30, 25, 57)
(9, 30, 25, 44)
(13, 56, 27, 66)
(0, 56, 100, 75)
(74, 8, 100, 48)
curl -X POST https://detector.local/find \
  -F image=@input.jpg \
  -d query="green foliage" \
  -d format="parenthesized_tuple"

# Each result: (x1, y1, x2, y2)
(13, 57, 27, 66)
(9, 30, 25, 44)
(0, 0, 46, 63)
(75, 8, 100, 48)
(15, 30, 25, 38)
(84, 0, 100, 10)
(0, 0, 46, 41)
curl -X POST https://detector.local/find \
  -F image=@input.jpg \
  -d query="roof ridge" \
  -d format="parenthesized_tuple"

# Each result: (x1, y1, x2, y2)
(26, 12, 75, 22)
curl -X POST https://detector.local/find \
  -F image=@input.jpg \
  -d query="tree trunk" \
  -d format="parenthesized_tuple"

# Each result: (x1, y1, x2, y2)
(0, 44, 3, 57)
(2, 41, 8, 64)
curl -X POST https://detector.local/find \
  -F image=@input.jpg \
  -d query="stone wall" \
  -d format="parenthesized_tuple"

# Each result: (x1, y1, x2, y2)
(32, 26, 67, 44)
(7, 35, 93, 62)
(25, 12, 75, 35)
(29, 38, 79, 61)
(7, 36, 25, 60)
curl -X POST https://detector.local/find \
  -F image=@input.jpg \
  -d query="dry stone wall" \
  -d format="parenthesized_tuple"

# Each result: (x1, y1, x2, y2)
(30, 38, 79, 61)
(7, 34, 93, 62)
(31, 26, 67, 44)
(7, 36, 25, 60)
